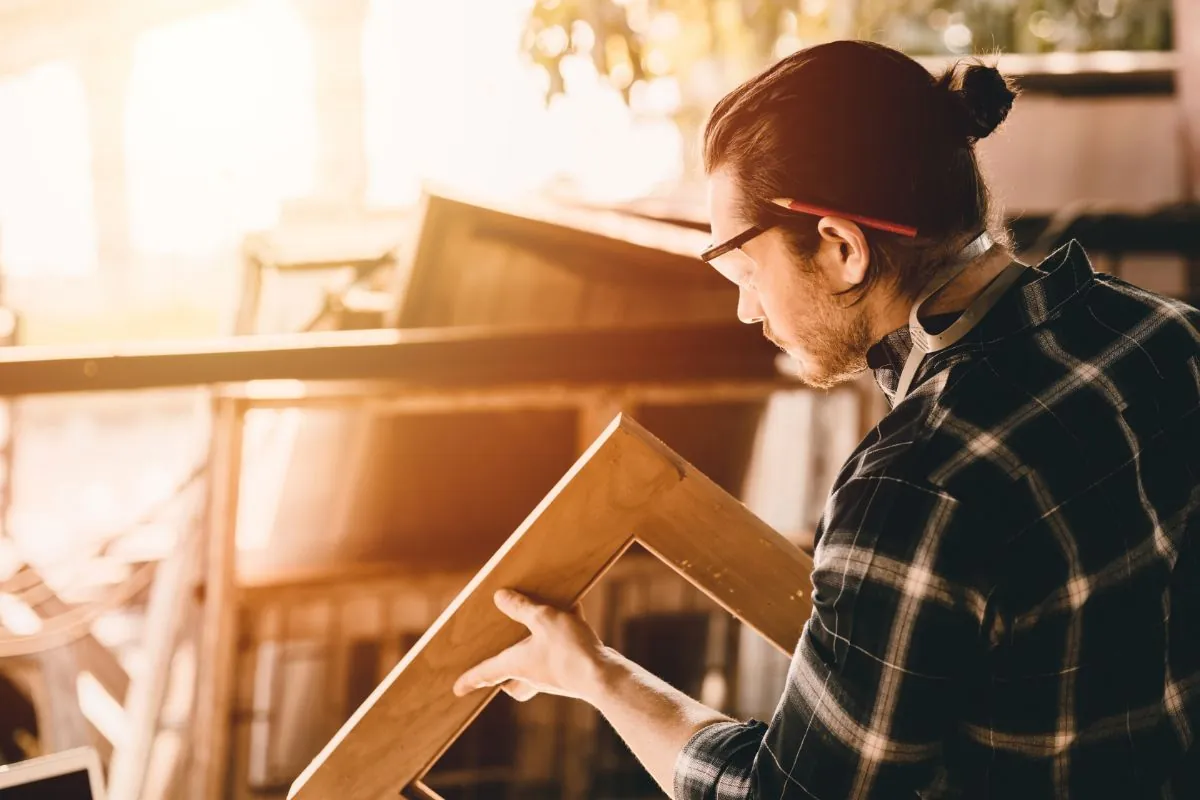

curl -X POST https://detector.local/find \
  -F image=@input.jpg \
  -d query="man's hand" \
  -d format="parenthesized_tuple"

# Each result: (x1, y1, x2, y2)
(452, 588, 609, 703)
(452, 587, 734, 797)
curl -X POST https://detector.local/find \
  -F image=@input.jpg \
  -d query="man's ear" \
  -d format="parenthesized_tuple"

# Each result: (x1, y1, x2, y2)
(816, 217, 870, 289)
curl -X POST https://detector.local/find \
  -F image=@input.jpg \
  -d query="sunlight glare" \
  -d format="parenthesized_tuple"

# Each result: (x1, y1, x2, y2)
(363, 0, 682, 207)
(125, 0, 317, 257)
(0, 63, 98, 277)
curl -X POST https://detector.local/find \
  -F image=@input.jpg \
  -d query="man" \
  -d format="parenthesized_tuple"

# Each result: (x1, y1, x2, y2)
(454, 40, 1200, 797)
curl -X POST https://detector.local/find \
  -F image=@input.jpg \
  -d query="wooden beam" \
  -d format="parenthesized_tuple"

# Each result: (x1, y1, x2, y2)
(634, 458, 812, 655)
(228, 379, 798, 413)
(190, 398, 246, 800)
(108, 527, 198, 800)
(287, 414, 813, 800)
(0, 323, 779, 397)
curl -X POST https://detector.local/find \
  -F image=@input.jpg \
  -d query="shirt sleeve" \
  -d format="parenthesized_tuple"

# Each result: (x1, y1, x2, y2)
(673, 473, 986, 800)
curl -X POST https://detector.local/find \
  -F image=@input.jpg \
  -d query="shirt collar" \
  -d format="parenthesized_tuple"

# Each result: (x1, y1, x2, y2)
(866, 240, 1096, 396)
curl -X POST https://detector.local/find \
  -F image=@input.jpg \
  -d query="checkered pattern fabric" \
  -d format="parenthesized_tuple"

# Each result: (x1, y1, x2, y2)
(674, 242, 1200, 798)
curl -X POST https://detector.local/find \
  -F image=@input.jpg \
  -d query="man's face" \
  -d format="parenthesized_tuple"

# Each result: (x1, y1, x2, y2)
(706, 168, 873, 389)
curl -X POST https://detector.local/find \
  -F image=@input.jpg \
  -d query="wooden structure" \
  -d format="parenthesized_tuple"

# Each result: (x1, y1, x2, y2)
(0, 191, 868, 799)
(210, 192, 861, 800)
(387, 192, 735, 329)
(231, 547, 746, 799)
(287, 414, 813, 800)
(218, 191, 854, 584)
(0, 323, 784, 397)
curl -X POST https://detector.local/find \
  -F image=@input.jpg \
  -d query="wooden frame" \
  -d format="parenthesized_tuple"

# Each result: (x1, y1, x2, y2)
(191, 396, 248, 800)
(0, 323, 778, 397)
(287, 414, 814, 800)
(388, 192, 720, 329)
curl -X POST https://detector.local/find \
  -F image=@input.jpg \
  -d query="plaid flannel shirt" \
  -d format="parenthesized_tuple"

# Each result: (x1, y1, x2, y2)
(674, 242, 1200, 798)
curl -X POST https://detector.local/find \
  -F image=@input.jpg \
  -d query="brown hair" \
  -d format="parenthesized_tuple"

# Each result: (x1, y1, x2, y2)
(703, 40, 1018, 302)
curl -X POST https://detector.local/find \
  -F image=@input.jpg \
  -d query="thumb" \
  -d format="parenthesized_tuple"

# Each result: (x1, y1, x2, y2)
(493, 588, 542, 626)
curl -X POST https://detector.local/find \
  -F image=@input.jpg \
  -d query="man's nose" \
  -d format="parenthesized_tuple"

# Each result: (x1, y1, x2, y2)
(737, 287, 765, 325)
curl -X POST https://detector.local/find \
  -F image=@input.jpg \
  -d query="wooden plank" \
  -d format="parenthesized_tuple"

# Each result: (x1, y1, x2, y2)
(107, 529, 198, 800)
(145, 604, 202, 800)
(286, 416, 680, 799)
(446, 192, 713, 268)
(392, 192, 721, 329)
(634, 454, 813, 659)
(190, 398, 246, 800)
(386, 193, 446, 327)
(0, 323, 779, 396)
(287, 414, 813, 799)
(233, 379, 797, 413)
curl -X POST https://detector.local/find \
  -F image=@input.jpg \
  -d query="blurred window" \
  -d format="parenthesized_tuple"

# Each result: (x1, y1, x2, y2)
(0, 62, 98, 278)
(125, 0, 317, 257)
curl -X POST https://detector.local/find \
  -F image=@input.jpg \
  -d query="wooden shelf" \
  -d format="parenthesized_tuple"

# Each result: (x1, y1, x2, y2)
(0, 322, 782, 397)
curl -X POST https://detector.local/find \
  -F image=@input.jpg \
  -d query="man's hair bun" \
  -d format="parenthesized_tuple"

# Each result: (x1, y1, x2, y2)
(938, 61, 1018, 143)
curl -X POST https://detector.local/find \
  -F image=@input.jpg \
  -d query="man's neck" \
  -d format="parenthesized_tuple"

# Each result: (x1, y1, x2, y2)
(870, 245, 1017, 343)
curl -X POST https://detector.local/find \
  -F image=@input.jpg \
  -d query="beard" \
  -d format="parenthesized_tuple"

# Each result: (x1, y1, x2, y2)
(765, 276, 874, 390)
(795, 309, 872, 389)
(761, 319, 788, 351)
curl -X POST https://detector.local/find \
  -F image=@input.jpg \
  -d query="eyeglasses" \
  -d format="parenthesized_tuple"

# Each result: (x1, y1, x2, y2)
(699, 224, 767, 284)
(699, 197, 918, 280)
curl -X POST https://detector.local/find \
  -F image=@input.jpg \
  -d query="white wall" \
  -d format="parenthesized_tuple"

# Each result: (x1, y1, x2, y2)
(978, 93, 1187, 214)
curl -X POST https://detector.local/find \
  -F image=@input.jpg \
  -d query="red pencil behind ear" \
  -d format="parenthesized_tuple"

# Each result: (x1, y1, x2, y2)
(770, 197, 919, 238)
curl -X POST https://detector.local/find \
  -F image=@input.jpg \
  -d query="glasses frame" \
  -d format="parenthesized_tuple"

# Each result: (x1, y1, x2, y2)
(699, 224, 773, 265)
(699, 196, 919, 264)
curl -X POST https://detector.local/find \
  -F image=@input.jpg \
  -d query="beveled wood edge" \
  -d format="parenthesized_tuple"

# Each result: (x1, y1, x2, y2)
(286, 414, 815, 799)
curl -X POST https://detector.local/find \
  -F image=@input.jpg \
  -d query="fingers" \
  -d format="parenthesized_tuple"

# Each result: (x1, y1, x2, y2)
(492, 588, 550, 627)
(453, 657, 539, 701)
(452, 643, 524, 697)
(452, 589, 564, 699)
(501, 679, 538, 702)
